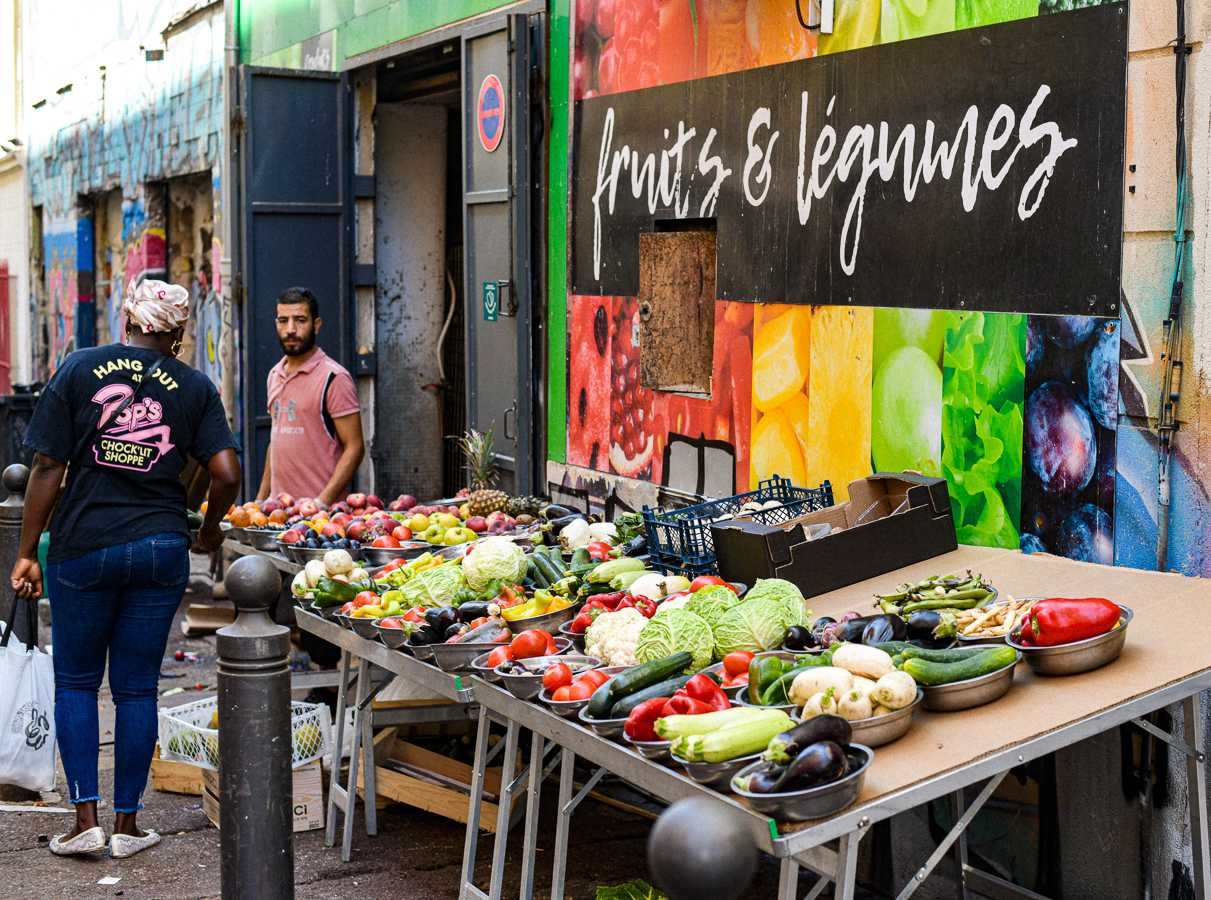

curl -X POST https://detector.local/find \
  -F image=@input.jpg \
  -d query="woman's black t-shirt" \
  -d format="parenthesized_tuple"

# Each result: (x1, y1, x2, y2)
(25, 343, 238, 563)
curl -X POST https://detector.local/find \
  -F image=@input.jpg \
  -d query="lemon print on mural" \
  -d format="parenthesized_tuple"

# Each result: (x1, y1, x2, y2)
(804, 307, 873, 502)
(752, 307, 810, 413)
(819, 0, 880, 54)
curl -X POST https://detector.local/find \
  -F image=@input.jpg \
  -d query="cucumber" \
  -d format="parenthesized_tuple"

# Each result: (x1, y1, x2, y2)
(608, 675, 694, 718)
(900, 646, 1018, 686)
(526, 558, 549, 588)
(585, 652, 693, 719)
(532, 551, 564, 585)
(895, 645, 996, 663)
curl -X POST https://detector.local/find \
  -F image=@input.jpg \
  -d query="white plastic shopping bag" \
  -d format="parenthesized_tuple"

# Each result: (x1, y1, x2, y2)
(0, 598, 56, 792)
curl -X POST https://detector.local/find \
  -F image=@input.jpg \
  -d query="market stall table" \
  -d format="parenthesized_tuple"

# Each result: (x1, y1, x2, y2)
(459, 546, 1211, 900)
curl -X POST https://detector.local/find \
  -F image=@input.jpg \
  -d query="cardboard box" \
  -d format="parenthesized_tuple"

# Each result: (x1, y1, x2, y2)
(202, 759, 324, 833)
(711, 473, 957, 597)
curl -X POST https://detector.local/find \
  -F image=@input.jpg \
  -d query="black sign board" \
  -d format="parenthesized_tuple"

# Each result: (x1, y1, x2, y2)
(571, 4, 1127, 317)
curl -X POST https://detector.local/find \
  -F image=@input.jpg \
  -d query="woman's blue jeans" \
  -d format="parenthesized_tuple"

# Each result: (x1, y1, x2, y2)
(47, 532, 190, 813)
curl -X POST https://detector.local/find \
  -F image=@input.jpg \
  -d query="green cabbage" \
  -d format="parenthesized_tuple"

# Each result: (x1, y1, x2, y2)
(635, 609, 714, 673)
(461, 537, 528, 591)
(684, 585, 740, 628)
(400, 563, 463, 608)
(744, 578, 810, 629)
(712, 597, 791, 657)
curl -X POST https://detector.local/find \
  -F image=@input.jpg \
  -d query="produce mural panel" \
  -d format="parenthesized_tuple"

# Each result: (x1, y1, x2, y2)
(564, 0, 1210, 577)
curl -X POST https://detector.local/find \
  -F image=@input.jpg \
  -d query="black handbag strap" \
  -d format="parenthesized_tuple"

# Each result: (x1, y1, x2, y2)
(0, 592, 37, 649)
(71, 356, 166, 466)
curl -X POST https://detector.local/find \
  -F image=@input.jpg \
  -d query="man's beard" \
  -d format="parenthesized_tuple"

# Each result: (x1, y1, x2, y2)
(280, 331, 317, 356)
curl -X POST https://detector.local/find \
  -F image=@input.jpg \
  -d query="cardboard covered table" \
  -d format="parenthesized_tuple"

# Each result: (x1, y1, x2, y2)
(459, 546, 1211, 900)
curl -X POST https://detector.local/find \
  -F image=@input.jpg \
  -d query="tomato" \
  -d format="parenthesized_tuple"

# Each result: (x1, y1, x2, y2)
(339, 601, 355, 615)
(352, 591, 379, 608)
(371, 534, 401, 548)
(542, 663, 574, 693)
(392, 525, 413, 542)
(510, 629, 550, 660)
(551, 685, 573, 702)
(379, 617, 401, 628)
(545, 631, 558, 655)
(576, 669, 610, 689)
(690, 575, 731, 593)
(722, 650, 754, 677)
(565, 682, 594, 701)
(486, 646, 513, 668)
(383, 558, 406, 572)
(402, 607, 426, 624)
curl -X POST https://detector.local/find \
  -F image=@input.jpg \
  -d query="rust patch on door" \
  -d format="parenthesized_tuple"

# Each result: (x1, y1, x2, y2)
(637, 231, 716, 395)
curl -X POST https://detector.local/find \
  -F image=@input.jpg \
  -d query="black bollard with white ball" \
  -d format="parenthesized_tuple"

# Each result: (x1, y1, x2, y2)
(218, 554, 294, 899)
(647, 796, 758, 900)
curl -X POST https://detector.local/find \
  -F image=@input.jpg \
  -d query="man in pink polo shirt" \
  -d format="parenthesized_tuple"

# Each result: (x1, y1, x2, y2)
(256, 287, 364, 505)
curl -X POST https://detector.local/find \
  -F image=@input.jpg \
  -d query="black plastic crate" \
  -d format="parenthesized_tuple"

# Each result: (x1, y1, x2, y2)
(642, 476, 834, 576)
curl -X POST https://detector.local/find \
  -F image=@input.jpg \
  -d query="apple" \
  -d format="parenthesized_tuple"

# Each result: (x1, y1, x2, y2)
(459, 504, 471, 519)
(407, 514, 430, 532)
(298, 500, 319, 518)
(353, 591, 378, 609)
(261, 498, 281, 514)
(435, 512, 460, 530)
(321, 522, 346, 538)
(421, 524, 445, 543)
(388, 499, 405, 511)
(347, 492, 367, 509)
(366, 494, 383, 509)
(398, 494, 417, 510)
(465, 516, 488, 533)
(330, 512, 353, 527)
(371, 534, 401, 549)
(347, 521, 369, 542)
(279, 529, 305, 545)
(277, 492, 295, 506)
(392, 525, 413, 542)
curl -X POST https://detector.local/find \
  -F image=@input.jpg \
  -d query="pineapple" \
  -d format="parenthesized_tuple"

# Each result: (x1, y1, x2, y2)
(507, 495, 547, 517)
(456, 428, 510, 517)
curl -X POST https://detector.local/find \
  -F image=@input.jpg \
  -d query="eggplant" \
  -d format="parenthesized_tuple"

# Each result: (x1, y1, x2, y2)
(425, 606, 459, 634)
(408, 625, 440, 646)
(774, 741, 849, 792)
(736, 764, 787, 795)
(541, 504, 578, 521)
(618, 534, 648, 557)
(546, 514, 586, 532)
(457, 601, 491, 622)
(905, 610, 957, 648)
(860, 614, 907, 645)
(782, 624, 815, 651)
(810, 617, 837, 645)
(835, 615, 877, 644)
(763, 715, 853, 765)
(444, 623, 466, 640)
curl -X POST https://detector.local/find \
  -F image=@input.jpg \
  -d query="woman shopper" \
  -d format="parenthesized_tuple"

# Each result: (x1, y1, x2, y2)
(10, 279, 241, 859)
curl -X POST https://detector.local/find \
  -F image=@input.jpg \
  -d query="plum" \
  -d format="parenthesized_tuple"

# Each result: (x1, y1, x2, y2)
(1025, 381, 1096, 495)
(1085, 320, 1120, 430)
(1019, 532, 1048, 554)
(1046, 315, 1098, 350)
(1054, 503, 1113, 565)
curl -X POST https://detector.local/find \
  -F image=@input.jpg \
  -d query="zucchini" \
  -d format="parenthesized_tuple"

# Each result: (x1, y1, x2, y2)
(895, 645, 996, 664)
(608, 675, 694, 718)
(532, 552, 564, 585)
(526, 557, 549, 588)
(585, 652, 693, 719)
(900, 646, 1018, 686)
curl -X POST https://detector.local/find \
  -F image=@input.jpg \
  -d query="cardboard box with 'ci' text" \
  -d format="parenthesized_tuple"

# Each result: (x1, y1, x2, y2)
(202, 758, 324, 833)
(711, 473, 958, 598)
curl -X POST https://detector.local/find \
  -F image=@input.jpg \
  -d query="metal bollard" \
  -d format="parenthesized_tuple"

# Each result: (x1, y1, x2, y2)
(218, 555, 295, 899)
(0, 463, 34, 646)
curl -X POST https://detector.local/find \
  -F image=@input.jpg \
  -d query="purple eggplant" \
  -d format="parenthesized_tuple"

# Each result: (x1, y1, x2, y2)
(763, 715, 852, 765)
(735, 764, 787, 794)
(861, 614, 907, 645)
(774, 741, 849, 792)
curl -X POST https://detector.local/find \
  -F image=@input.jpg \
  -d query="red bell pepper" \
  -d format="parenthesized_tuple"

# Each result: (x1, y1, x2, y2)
(586, 541, 613, 561)
(632, 596, 658, 618)
(682, 673, 730, 711)
(660, 695, 714, 717)
(1024, 597, 1122, 646)
(624, 696, 672, 742)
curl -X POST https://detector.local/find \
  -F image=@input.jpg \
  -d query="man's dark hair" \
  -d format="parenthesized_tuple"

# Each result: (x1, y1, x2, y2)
(277, 286, 319, 319)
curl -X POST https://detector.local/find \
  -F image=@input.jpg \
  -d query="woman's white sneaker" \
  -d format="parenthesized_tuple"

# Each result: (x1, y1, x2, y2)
(110, 830, 161, 858)
(49, 826, 107, 856)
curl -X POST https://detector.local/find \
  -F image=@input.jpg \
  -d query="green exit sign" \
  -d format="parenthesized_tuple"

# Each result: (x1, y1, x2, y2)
(482, 280, 499, 321)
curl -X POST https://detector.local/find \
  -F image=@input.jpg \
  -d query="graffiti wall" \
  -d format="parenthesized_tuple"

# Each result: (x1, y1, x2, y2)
(558, 0, 1209, 578)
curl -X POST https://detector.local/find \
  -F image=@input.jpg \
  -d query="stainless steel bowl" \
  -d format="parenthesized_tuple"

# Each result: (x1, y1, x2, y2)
(359, 543, 430, 566)
(1007, 605, 1132, 676)
(731, 744, 873, 822)
(955, 595, 1031, 645)
(470, 650, 507, 683)
(227, 525, 248, 544)
(407, 639, 437, 662)
(374, 620, 411, 650)
(348, 616, 381, 641)
(505, 601, 585, 635)
(282, 544, 333, 565)
(557, 621, 586, 653)
(921, 651, 1021, 712)
(333, 612, 353, 631)
(498, 654, 602, 701)
(578, 704, 628, 739)
(243, 527, 285, 551)
(434, 543, 471, 561)
(430, 640, 510, 673)
(734, 692, 797, 716)
(538, 687, 591, 718)
(848, 690, 923, 747)
(308, 601, 340, 620)
(623, 733, 672, 761)
(672, 751, 763, 792)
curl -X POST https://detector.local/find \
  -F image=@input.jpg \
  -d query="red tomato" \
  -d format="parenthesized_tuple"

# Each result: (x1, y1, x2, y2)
(371, 535, 401, 548)
(379, 617, 401, 628)
(510, 629, 550, 660)
(339, 601, 355, 615)
(690, 575, 731, 593)
(565, 682, 594, 701)
(722, 651, 754, 677)
(551, 685, 573, 702)
(392, 525, 413, 542)
(542, 663, 573, 693)
(353, 591, 379, 608)
(383, 558, 406, 572)
(575, 669, 610, 689)
(486, 646, 513, 668)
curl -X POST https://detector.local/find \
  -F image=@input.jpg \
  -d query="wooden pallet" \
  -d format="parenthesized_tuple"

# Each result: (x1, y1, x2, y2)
(150, 745, 206, 796)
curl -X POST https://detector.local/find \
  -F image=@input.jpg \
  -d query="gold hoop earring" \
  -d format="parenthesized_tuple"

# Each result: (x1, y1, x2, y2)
(171, 339, 183, 357)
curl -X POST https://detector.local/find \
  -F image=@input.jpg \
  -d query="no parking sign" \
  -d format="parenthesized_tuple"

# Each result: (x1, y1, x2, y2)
(477, 74, 505, 153)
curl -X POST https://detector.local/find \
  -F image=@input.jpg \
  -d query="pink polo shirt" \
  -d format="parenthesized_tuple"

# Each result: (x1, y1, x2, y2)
(267, 348, 360, 500)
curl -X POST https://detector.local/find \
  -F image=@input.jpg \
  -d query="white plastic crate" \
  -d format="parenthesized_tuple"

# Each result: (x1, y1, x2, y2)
(157, 696, 332, 771)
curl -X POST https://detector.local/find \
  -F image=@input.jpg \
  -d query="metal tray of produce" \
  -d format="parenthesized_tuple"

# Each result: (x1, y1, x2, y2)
(1007, 605, 1132, 676)
(348, 616, 380, 641)
(731, 744, 872, 822)
(498, 654, 599, 701)
(623, 733, 673, 762)
(280, 544, 332, 564)
(430, 639, 513, 673)
(505, 601, 584, 635)
(557, 621, 586, 653)
(920, 652, 1021, 712)
(407, 639, 438, 662)
(243, 527, 285, 551)
(374, 620, 411, 650)
(359, 543, 431, 566)
(578, 704, 628, 739)
(956, 595, 1034, 645)
(671, 751, 763, 793)
(228, 525, 249, 545)
(848, 690, 923, 747)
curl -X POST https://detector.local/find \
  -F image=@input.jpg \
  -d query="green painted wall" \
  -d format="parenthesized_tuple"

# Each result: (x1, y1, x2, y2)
(546, 0, 569, 463)
(240, 0, 516, 67)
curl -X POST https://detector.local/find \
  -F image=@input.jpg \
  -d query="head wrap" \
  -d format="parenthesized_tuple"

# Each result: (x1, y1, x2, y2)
(122, 279, 190, 334)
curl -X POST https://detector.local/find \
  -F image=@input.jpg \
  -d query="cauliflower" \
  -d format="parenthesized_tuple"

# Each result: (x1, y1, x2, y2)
(584, 608, 649, 667)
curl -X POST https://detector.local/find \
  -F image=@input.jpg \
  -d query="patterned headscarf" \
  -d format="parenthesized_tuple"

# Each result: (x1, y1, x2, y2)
(122, 279, 190, 334)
